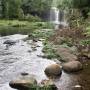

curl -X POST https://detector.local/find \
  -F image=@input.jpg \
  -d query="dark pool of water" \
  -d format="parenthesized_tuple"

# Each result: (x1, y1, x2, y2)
(0, 34, 90, 90)
(0, 26, 33, 36)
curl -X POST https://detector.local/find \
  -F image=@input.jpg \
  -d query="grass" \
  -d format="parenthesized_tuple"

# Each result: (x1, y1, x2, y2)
(0, 20, 53, 36)
(27, 84, 57, 90)
(28, 28, 59, 59)
(28, 86, 57, 90)
(30, 29, 54, 39)
(42, 40, 60, 59)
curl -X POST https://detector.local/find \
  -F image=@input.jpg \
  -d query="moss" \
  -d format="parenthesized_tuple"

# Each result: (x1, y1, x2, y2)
(28, 84, 57, 90)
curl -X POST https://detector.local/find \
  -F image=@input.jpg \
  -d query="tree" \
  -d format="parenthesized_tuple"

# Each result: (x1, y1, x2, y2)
(1, 0, 9, 18)
(1, 0, 22, 19)
(72, 0, 90, 18)
(58, 0, 90, 18)
(22, 0, 52, 17)
(8, 0, 22, 19)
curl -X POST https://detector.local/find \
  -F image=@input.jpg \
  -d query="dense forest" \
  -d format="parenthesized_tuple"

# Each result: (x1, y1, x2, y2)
(0, 0, 90, 20)
(0, 0, 52, 19)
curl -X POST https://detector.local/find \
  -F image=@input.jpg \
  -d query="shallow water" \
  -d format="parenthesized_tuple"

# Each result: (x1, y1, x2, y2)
(0, 34, 90, 90)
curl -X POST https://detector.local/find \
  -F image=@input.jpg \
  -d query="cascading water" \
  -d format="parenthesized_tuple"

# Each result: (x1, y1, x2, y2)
(50, 7, 59, 24)
(50, 7, 60, 29)
(50, 0, 68, 29)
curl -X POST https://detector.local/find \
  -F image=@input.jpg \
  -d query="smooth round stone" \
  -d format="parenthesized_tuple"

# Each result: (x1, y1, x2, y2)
(44, 64, 62, 79)
(62, 61, 83, 72)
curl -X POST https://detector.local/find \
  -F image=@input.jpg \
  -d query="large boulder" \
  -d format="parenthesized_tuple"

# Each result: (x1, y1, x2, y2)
(9, 74, 58, 90)
(9, 75, 37, 90)
(62, 61, 83, 72)
(44, 64, 62, 79)
(55, 47, 78, 62)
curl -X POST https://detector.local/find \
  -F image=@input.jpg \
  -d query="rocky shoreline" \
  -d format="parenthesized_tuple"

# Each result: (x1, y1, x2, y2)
(8, 34, 83, 90)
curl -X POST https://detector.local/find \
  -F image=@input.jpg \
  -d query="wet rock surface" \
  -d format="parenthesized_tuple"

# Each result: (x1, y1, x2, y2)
(62, 61, 83, 72)
(0, 34, 90, 90)
(9, 75, 58, 90)
(3, 40, 16, 45)
(9, 75, 37, 90)
(44, 64, 62, 79)
(55, 47, 78, 62)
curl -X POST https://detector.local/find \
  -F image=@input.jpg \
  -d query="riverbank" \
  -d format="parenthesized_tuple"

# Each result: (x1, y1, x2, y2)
(0, 20, 53, 36)
(0, 20, 90, 90)
(0, 33, 89, 90)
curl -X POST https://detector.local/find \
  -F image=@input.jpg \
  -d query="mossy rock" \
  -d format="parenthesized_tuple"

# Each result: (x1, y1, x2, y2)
(28, 85, 57, 90)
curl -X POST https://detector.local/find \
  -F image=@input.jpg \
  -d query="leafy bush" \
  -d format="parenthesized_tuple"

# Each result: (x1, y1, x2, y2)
(25, 14, 41, 22)
(18, 9, 25, 20)
(80, 39, 90, 45)
(28, 27, 54, 39)
(42, 41, 60, 59)
(86, 26, 90, 36)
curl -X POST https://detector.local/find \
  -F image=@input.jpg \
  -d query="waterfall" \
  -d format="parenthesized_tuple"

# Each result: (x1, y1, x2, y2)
(50, 7, 59, 24)
(50, 0, 68, 29)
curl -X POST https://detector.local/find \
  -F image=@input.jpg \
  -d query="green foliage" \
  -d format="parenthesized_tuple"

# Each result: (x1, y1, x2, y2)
(1, 0, 22, 19)
(58, 0, 90, 9)
(0, 20, 52, 36)
(72, 0, 90, 9)
(24, 14, 41, 22)
(80, 39, 90, 45)
(28, 28, 58, 59)
(28, 84, 56, 90)
(86, 26, 90, 35)
(30, 28, 54, 39)
(1, 0, 53, 19)
(60, 38, 73, 47)
(42, 41, 59, 59)
(18, 9, 24, 20)
(58, 0, 90, 19)
(22, 0, 52, 16)
(58, 0, 73, 9)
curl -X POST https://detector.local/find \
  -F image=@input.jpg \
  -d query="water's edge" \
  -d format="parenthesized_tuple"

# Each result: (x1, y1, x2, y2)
(0, 34, 90, 90)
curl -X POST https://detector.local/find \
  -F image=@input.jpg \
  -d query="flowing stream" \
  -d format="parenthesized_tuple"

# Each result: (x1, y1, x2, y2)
(0, 34, 90, 90)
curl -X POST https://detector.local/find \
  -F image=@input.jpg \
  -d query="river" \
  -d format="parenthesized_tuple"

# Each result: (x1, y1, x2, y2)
(0, 34, 90, 90)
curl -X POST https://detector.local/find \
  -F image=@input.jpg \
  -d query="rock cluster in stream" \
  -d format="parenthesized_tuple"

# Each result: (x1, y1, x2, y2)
(9, 74, 57, 90)
(55, 46, 83, 72)
(9, 34, 83, 90)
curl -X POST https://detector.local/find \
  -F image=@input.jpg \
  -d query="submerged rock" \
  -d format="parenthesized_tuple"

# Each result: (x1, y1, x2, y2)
(21, 72, 29, 76)
(62, 61, 83, 72)
(3, 40, 16, 45)
(9, 75, 37, 90)
(44, 64, 62, 79)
